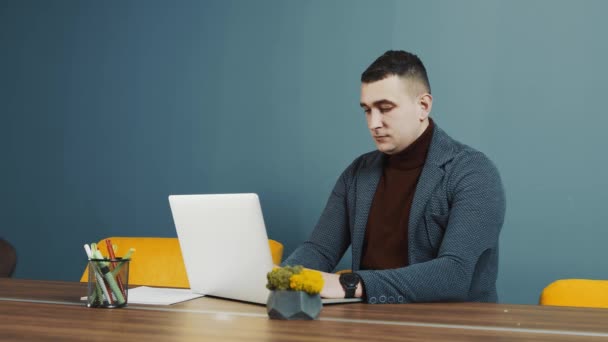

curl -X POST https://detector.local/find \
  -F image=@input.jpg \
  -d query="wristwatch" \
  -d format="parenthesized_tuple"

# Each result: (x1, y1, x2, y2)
(339, 272, 361, 298)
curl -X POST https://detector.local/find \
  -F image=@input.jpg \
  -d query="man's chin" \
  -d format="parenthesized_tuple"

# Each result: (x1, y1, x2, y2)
(376, 144, 396, 155)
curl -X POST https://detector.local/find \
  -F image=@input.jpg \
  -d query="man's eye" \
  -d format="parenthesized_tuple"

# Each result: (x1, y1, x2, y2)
(380, 107, 392, 113)
(363, 109, 371, 115)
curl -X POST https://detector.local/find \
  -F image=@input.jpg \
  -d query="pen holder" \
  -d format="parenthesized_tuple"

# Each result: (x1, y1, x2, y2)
(86, 258, 130, 308)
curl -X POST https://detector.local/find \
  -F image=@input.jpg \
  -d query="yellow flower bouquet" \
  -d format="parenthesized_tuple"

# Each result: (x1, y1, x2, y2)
(266, 265, 324, 294)
(266, 265, 324, 320)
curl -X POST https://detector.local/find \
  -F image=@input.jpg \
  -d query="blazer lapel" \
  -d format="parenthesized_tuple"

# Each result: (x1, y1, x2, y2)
(351, 153, 383, 271)
(408, 164, 444, 238)
(408, 125, 454, 251)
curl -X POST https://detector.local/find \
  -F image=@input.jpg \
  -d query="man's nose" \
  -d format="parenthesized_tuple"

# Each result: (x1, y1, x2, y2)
(368, 109, 383, 130)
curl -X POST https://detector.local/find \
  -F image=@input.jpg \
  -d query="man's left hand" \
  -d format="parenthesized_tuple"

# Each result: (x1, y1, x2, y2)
(319, 271, 364, 299)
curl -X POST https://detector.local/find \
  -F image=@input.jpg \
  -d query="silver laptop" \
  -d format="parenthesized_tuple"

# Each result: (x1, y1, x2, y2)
(168, 193, 361, 305)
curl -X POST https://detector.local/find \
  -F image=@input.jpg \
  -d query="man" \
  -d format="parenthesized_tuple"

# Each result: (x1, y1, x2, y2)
(282, 50, 506, 304)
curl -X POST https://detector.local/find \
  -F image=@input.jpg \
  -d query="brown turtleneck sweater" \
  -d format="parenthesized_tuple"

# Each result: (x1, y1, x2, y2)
(360, 119, 434, 270)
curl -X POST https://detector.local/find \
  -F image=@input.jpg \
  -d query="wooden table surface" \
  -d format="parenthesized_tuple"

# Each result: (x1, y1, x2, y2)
(2, 278, 608, 341)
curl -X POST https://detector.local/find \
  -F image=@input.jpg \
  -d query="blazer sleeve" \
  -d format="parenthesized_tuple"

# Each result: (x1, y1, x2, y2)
(281, 163, 354, 272)
(356, 152, 506, 303)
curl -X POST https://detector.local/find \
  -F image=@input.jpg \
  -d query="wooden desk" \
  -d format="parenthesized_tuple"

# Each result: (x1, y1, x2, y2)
(2, 279, 608, 341)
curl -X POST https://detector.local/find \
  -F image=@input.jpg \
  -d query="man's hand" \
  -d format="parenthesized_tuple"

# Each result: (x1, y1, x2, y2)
(319, 271, 364, 299)
(319, 272, 343, 298)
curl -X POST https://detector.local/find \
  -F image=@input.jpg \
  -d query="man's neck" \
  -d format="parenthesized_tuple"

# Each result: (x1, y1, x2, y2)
(417, 119, 430, 139)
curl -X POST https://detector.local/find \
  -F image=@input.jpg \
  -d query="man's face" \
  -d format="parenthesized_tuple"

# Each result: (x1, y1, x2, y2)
(360, 75, 431, 155)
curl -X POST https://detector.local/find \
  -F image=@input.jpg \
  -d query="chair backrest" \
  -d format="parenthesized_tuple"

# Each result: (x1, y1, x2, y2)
(0, 239, 17, 277)
(540, 279, 608, 309)
(80, 237, 284, 288)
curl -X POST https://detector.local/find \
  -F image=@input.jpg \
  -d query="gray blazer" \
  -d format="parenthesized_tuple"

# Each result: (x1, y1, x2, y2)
(283, 124, 506, 304)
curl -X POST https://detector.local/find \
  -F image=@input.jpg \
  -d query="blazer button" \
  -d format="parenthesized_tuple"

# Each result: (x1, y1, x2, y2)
(369, 296, 378, 304)
(397, 296, 405, 303)
(379, 295, 387, 303)
(388, 296, 395, 303)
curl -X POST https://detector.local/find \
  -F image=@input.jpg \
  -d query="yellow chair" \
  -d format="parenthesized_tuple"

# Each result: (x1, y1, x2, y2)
(335, 269, 352, 275)
(539, 279, 608, 309)
(80, 237, 284, 288)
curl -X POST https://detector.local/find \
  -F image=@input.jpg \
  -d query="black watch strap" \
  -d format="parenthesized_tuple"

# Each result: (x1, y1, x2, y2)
(339, 273, 360, 299)
(344, 285, 356, 298)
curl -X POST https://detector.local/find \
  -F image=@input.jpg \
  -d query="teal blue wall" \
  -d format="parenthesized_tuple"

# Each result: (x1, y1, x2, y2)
(2, 0, 607, 304)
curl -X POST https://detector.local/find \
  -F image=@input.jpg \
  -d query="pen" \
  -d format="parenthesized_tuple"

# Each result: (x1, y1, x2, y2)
(105, 239, 127, 298)
(84, 244, 112, 305)
(83, 244, 103, 305)
(111, 248, 135, 276)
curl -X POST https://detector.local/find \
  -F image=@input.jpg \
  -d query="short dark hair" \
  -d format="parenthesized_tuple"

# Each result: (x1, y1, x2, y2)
(361, 50, 431, 94)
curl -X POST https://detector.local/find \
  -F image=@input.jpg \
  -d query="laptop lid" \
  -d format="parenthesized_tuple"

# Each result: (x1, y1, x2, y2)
(169, 193, 272, 304)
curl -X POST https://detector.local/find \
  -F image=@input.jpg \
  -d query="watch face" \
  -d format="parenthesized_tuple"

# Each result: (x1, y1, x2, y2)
(340, 273, 360, 286)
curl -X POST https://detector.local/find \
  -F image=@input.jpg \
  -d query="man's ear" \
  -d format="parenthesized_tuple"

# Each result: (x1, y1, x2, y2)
(418, 93, 432, 121)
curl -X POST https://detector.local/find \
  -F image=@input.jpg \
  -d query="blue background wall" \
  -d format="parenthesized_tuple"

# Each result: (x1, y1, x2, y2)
(2, 0, 607, 304)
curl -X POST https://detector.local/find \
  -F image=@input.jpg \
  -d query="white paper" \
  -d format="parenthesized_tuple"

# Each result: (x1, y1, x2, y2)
(81, 286, 204, 305)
